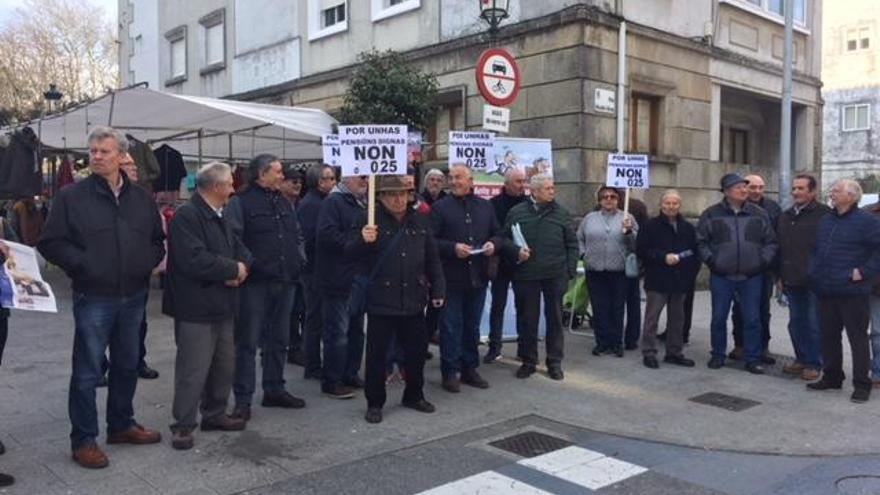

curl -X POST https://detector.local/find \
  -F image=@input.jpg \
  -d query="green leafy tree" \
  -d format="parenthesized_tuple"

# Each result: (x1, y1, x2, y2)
(339, 50, 439, 132)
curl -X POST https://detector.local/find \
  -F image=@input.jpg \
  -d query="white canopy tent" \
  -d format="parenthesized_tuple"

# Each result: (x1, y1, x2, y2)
(13, 86, 337, 162)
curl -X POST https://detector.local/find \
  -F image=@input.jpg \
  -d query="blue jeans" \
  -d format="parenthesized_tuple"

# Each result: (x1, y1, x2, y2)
(440, 287, 488, 378)
(587, 271, 627, 349)
(320, 293, 365, 390)
(69, 290, 146, 450)
(710, 274, 763, 364)
(786, 286, 822, 370)
(870, 296, 880, 379)
(234, 281, 296, 406)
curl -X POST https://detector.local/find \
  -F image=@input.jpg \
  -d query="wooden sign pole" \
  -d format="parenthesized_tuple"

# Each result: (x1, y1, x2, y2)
(624, 187, 631, 216)
(368, 175, 376, 226)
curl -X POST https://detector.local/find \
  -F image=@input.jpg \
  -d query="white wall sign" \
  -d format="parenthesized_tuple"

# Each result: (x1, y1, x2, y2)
(322, 134, 340, 166)
(338, 125, 408, 177)
(448, 131, 495, 170)
(482, 104, 510, 133)
(606, 154, 649, 189)
(594, 88, 616, 114)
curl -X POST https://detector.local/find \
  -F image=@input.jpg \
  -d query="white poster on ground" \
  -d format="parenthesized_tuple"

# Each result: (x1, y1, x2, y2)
(338, 125, 408, 177)
(0, 241, 57, 313)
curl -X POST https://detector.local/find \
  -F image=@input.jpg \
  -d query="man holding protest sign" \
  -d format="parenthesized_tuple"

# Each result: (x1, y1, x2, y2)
(431, 164, 504, 393)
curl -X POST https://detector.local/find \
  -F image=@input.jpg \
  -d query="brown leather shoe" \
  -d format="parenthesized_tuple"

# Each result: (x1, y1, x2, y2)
(782, 362, 804, 375)
(72, 444, 109, 469)
(201, 414, 246, 432)
(106, 424, 161, 445)
(801, 368, 821, 381)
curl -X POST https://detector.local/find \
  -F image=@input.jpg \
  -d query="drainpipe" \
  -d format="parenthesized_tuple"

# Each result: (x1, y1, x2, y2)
(616, 2, 626, 153)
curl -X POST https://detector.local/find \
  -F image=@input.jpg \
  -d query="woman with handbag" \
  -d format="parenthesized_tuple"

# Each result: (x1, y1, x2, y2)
(346, 175, 445, 425)
(577, 186, 638, 357)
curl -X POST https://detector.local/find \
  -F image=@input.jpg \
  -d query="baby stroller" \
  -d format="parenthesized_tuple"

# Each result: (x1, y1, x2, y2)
(563, 263, 593, 334)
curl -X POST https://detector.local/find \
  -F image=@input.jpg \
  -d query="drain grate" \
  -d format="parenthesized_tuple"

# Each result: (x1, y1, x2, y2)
(689, 392, 761, 412)
(488, 431, 573, 458)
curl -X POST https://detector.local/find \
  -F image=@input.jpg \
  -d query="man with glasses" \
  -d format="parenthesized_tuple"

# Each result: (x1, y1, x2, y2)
(696, 173, 777, 374)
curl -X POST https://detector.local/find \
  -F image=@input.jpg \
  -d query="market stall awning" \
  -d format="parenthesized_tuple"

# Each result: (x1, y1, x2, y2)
(11, 86, 337, 162)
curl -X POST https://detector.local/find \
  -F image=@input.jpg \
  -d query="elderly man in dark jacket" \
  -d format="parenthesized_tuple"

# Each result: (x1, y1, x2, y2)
(636, 190, 699, 369)
(696, 173, 777, 374)
(315, 175, 369, 399)
(164, 162, 249, 450)
(296, 164, 338, 379)
(806, 179, 880, 403)
(431, 164, 504, 392)
(39, 126, 165, 469)
(485, 167, 527, 363)
(348, 175, 445, 424)
(503, 174, 578, 380)
(777, 173, 830, 381)
(227, 154, 306, 421)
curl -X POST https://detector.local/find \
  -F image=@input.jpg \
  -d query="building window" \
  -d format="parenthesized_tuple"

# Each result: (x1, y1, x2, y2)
(371, 0, 420, 22)
(309, 0, 348, 41)
(630, 94, 660, 155)
(729, 128, 749, 164)
(726, 0, 807, 26)
(846, 27, 870, 52)
(199, 9, 225, 73)
(165, 25, 187, 85)
(842, 104, 871, 132)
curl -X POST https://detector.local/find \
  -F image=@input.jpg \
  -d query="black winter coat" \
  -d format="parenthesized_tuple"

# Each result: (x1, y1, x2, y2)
(162, 193, 245, 323)
(316, 189, 365, 295)
(297, 189, 327, 274)
(490, 189, 527, 276)
(226, 185, 303, 284)
(38, 174, 165, 296)
(0, 128, 41, 199)
(696, 199, 777, 280)
(346, 205, 445, 316)
(777, 201, 830, 287)
(431, 193, 504, 290)
(636, 215, 700, 293)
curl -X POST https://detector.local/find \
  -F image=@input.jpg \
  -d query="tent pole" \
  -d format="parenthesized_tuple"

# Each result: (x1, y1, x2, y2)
(228, 134, 233, 163)
(198, 128, 204, 167)
(282, 128, 287, 160)
(107, 91, 116, 126)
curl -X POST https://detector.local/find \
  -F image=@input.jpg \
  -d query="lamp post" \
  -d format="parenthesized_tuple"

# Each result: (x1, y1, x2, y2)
(478, 0, 510, 37)
(41, 83, 63, 196)
(43, 83, 63, 114)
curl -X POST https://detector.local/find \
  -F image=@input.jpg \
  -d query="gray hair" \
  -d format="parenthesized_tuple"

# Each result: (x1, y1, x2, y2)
(424, 168, 445, 180)
(196, 162, 232, 189)
(448, 163, 472, 178)
(87, 126, 129, 153)
(832, 178, 863, 204)
(529, 173, 553, 191)
(504, 167, 526, 185)
(660, 189, 682, 204)
(306, 163, 334, 190)
(248, 154, 279, 185)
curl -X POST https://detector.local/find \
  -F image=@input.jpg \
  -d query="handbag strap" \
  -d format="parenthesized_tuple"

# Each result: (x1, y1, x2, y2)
(368, 228, 405, 282)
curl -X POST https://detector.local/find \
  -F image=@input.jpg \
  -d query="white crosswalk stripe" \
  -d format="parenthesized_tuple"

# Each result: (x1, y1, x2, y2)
(417, 470, 553, 495)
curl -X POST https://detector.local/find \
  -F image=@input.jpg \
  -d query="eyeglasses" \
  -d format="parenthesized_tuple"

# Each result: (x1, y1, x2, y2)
(600, 194, 619, 200)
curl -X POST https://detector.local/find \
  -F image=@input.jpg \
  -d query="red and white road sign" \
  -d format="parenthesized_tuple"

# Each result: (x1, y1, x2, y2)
(475, 48, 521, 107)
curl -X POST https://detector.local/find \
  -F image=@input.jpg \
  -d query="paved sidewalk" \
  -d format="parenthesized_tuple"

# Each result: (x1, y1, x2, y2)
(0, 268, 876, 494)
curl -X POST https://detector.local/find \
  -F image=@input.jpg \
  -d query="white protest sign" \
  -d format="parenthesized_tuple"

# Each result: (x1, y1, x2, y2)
(448, 131, 495, 171)
(322, 134, 341, 166)
(0, 241, 57, 313)
(482, 104, 510, 133)
(606, 154, 649, 189)
(338, 125, 407, 176)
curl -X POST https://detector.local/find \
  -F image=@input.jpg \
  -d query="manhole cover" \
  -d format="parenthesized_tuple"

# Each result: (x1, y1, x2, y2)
(689, 392, 761, 412)
(488, 431, 573, 458)
(836, 475, 880, 494)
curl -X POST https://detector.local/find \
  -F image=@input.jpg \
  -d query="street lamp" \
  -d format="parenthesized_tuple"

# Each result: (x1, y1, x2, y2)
(43, 83, 63, 114)
(479, 0, 510, 36)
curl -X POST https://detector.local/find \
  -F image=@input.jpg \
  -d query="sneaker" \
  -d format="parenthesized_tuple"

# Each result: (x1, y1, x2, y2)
(707, 357, 725, 369)
(230, 405, 251, 422)
(364, 408, 383, 424)
(745, 363, 765, 375)
(483, 349, 502, 364)
(727, 347, 743, 361)
(106, 424, 162, 445)
(547, 367, 564, 380)
(262, 391, 307, 408)
(321, 385, 356, 400)
(806, 380, 842, 391)
(137, 364, 160, 380)
(171, 429, 194, 451)
(441, 377, 461, 393)
(72, 443, 109, 469)
(851, 388, 871, 404)
(782, 362, 804, 375)
(643, 356, 659, 369)
(200, 415, 246, 431)
(801, 368, 821, 381)
(461, 369, 489, 389)
(663, 355, 695, 367)
(343, 376, 365, 389)
(402, 399, 436, 413)
(515, 364, 536, 379)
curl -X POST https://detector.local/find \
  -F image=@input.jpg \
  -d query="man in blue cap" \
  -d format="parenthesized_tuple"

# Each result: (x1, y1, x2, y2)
(696, 173, 778, 374)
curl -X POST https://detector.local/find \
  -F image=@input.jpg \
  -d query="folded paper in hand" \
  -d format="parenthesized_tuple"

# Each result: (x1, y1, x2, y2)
(512, 223, 529, 249)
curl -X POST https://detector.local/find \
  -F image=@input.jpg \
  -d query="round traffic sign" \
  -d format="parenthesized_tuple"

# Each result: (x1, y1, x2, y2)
(475, 48, 521, 107)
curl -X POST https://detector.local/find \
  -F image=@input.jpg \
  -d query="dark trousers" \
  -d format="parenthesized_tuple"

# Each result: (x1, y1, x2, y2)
(818, 295, 872, 391)
(365, 313, 427, 409)
(666, 286, 695, 343)
(425, 306, 441, 341)
(487, 270, 513, 353)
(710, 274, 763, 364)
(0, 309, 8, 366)
(440, 287, 487, 378)
(587, 271, 627, 350)
(512, 278, 566, 367)
(234, 281, 296, 406)
(625, 276, 642, 347)
(301, 274, 323, 376)
(732, 273, 773, 350)
(642, 291, 685, 357)
(69, 290, 146, 450)
(288, 281, 305, 355)
(320, 292, 365, 391)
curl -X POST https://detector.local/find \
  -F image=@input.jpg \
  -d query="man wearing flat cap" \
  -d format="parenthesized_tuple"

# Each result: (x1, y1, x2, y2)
(696, 173, 778, 374)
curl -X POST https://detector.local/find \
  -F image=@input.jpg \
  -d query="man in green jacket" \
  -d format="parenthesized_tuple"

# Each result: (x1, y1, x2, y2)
(503, 173, 578, 380)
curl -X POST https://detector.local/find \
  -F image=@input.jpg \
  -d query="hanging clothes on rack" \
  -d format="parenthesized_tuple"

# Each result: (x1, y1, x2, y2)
(56, 156, 75, 189)
(126, 134, 161, 190)
(0, 127, 42, 199)
(152, 144, 187, 192)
